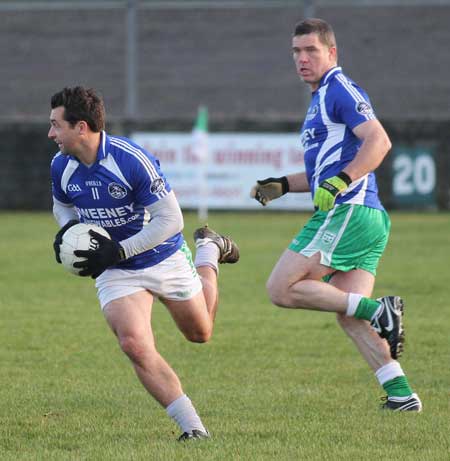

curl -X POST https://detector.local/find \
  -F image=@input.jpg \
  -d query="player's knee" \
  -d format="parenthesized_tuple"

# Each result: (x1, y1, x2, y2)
(266, 279, 290, 307)
(118, 334, 149, 364)
(269, 292, 287, 307)
(268, 291, 291, 308)
(184, 327, 212, 343)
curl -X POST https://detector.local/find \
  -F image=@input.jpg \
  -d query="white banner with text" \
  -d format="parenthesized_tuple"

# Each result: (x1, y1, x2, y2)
(131, 132, 313, 210)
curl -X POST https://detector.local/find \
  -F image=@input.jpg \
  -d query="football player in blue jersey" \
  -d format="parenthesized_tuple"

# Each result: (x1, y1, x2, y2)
(49, 86, 240, 440)
(251, 19, 421, 411)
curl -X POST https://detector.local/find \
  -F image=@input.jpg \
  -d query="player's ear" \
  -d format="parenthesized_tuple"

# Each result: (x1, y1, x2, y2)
(329, 45, 337, 62)
(77, 120, 89, 135)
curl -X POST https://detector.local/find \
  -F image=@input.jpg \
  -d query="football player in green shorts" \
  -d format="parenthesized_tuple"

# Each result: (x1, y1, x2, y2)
(251, 18, 421, 411)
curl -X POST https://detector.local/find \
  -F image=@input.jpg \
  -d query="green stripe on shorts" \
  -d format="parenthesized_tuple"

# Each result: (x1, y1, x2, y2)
(288, 204, 391, 275)
(179, 241, 197, 276)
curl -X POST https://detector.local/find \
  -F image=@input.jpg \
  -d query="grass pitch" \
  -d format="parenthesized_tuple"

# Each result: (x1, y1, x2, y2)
(0, 211, 449, 460)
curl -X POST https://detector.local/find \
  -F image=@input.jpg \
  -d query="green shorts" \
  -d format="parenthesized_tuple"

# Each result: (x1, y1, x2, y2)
(288, 204, 391, 276)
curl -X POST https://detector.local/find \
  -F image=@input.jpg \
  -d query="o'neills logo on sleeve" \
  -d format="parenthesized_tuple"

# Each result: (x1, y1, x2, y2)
(150, 178, 165, 194)
(355, 101, 374, 116)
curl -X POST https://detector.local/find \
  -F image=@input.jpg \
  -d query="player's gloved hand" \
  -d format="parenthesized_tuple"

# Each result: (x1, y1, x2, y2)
(313, 172, 352, 211)
(250, 176, 289, 206)
(53, 219, 80, 263)
(73, 230, 126, 279)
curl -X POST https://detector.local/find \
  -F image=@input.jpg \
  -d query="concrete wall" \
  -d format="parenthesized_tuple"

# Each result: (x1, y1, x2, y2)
(1, 3, 449, 122)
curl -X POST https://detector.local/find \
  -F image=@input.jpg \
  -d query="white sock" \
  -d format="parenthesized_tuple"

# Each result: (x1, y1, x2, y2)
(166, 394, 207, 434)
(386, 393, 419, 402)
(346, 293, 363, 317)
(375, 361, 404, 386)
(194, 242, 220, 272)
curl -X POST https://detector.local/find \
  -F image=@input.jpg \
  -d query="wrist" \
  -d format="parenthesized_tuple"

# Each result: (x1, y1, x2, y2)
(337, 171, 352, 186)
(280, 176, 289, 194)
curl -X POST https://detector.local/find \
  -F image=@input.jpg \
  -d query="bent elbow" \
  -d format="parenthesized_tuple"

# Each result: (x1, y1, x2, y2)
(384, 136, 392, 154)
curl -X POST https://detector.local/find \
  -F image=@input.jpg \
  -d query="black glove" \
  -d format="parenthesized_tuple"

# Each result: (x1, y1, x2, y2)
(73, 230, 126, 279)
(53, 219, 79, 263)
(250, 176, 289, 206)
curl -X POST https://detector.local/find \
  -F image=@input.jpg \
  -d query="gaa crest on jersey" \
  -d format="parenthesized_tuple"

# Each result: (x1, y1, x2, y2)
(108, 182, 127, 199)
(150, 178, 165, 194)
(305, 104, 319, 121)
(355, 101, 373, 116)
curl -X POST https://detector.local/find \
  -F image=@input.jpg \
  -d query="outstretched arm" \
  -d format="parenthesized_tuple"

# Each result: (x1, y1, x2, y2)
(250, 171, 310, 206)
(285, 172, 310, 193)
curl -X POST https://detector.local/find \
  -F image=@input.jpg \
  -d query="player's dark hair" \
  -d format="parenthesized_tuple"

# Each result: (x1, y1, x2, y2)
(50, 86, 105, 132)
(293, 18, 336, 49)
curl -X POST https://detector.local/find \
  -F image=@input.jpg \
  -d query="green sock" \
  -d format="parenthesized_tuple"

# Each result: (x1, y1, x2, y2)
(354, 297, 380, 321)
(383, 376, 413, 398)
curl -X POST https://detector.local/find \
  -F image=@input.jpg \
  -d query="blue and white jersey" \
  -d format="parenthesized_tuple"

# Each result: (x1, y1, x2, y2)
(301, 66, 384, 210)
(51, 131, 183, 270)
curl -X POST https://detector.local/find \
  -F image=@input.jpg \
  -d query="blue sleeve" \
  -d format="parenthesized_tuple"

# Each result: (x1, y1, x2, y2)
(51, 154, 72, 204)
(328, 80, 377, 130)
(129, 149, 172, 206)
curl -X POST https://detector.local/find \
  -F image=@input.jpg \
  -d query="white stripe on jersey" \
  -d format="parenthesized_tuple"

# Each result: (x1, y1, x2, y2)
(316, 148, 342, 180)
(312, 85, 346, 192)
(343, 175, 369, 205)
(110, 137, 158, 179)
(99, 153, 133, 190)
(110, 137, 168, 199)
(61, 159, 80, 194)
(323, 66, 341, 85)
(336, 74, 376, 121)
(50, 152, 63, 167)
(336, 74, 365, 102)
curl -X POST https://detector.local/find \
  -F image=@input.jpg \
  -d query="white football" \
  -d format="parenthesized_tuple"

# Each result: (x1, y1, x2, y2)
(59, 223, 111, 275)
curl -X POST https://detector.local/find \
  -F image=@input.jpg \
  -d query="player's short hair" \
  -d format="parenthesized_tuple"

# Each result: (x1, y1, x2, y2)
(293, 18, 337, 50)
(50, 86, 105, 132)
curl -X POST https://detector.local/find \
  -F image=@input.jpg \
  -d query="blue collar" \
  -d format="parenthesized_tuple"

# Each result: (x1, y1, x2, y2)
(68, 130, 109, 166)
(97, 130, 109, 160)
(319, 66, 342, 88)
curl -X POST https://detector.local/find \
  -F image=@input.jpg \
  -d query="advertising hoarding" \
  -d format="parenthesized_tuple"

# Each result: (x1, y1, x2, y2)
(132, 132, 314, 211)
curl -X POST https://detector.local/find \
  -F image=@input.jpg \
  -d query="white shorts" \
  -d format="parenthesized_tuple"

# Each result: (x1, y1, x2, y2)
(95, 244, 203, 309)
